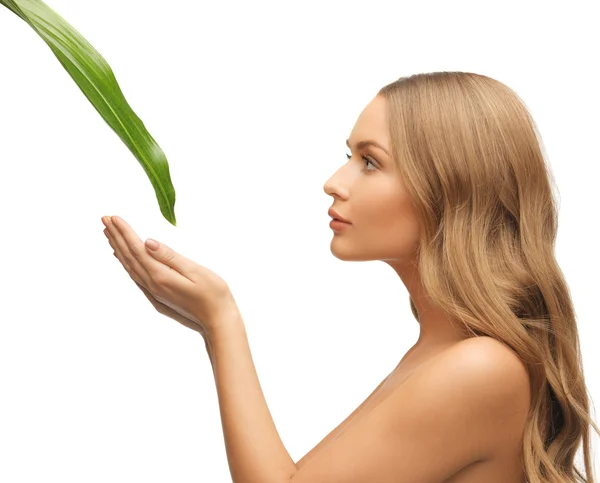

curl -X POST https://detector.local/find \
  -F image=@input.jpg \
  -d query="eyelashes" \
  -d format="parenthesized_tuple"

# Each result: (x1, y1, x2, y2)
(346, 153, 377, 172)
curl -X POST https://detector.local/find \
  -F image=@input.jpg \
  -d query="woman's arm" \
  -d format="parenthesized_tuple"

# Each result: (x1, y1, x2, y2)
(207, 308, 297, 483)
(294, 376, 390, 470)
(206, 304, 395, 479)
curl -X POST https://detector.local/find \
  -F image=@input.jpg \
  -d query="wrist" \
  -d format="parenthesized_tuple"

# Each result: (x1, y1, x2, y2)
(206, 302, 245, 348)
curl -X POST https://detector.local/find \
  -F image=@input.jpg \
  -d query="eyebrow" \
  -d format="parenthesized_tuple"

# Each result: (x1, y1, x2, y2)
(346, 138, 391, 157)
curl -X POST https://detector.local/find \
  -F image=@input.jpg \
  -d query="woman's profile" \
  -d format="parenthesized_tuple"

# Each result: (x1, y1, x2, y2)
(102, 71, 599, 482)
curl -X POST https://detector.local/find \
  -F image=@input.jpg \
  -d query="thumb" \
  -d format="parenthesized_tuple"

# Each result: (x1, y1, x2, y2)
(145, 238, 193, 279)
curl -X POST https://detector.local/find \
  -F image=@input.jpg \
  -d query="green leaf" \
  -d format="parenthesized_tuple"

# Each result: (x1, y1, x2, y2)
(0, 0, 177, 225)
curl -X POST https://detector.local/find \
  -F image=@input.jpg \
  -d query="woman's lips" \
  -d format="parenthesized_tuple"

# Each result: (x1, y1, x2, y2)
(329, 219, 351, 231)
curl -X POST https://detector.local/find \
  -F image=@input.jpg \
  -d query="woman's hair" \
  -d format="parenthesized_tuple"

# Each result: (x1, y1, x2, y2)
(378, 72, 598, 483)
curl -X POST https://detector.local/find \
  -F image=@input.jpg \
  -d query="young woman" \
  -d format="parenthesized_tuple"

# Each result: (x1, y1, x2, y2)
(102, 71, 598, 482)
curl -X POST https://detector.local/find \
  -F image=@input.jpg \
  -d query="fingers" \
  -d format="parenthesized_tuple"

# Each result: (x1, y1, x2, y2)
(111, 216, 168, 282)
(103, 216, 152, 287)
(103, 221, 150, 289)
(118, 253, 147, 288)
(105, 229, 136, 281)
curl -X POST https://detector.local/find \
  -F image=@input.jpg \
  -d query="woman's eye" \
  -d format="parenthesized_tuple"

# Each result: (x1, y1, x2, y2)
(346, 153, 377, 172)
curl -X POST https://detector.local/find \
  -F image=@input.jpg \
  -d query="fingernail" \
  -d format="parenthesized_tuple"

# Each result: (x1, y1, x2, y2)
(145, 239, 159, 250)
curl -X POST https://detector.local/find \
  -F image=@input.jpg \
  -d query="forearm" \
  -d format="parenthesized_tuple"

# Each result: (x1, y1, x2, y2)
(206, 307, 297, 483)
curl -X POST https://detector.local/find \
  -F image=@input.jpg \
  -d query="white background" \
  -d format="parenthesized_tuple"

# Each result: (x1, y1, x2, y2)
(1, 0, 598, 481)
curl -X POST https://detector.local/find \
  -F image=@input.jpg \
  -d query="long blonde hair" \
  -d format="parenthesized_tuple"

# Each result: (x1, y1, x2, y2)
(378, 72, 598, 483)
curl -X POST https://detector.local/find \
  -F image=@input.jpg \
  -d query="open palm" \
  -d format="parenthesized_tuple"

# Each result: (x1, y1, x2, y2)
(105, 228, 209, 340)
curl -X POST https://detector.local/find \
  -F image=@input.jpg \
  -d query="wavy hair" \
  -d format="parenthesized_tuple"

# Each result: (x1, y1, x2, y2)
(377, 72, 598, 483)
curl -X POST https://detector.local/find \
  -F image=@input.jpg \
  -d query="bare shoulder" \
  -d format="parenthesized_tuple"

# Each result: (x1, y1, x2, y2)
(437, 335, 530, 386)
(428, 335, 532, 416)
(422, 335, 532, 449)
(441, 335, 531, 409)
(287, 336, 532, 482)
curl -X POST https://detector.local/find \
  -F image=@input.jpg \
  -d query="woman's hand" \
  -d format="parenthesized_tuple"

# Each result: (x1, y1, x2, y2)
(101, 215, 238, 340)
(132, 279, 216, 362)
(134, 278, 207, 335)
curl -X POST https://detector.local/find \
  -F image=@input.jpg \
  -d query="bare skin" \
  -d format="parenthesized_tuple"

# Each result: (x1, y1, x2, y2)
(103, 93, 531, 482)
(324, 94, 470, 352)
(312, 93, 531, 481)
(294, 337, 530, 482)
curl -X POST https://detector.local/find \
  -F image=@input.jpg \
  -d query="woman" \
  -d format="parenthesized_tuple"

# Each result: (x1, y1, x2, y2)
(102, 71, 598, 482)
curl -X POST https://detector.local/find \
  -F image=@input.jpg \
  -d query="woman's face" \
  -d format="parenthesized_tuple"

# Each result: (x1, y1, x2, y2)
(323, 94, 421, 266)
